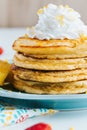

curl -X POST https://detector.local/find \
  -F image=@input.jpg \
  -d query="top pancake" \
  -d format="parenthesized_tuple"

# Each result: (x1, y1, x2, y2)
(13, 36, 87, 56)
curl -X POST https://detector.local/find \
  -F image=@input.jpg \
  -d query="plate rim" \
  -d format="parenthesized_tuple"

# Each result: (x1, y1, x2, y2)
(0, 89, 87, 100)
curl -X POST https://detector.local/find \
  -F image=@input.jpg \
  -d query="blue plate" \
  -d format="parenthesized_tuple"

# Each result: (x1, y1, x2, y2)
(0, 88, 87, 110)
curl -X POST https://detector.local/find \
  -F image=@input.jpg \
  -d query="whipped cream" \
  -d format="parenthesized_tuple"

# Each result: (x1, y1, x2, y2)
(28, 4, 87, 40)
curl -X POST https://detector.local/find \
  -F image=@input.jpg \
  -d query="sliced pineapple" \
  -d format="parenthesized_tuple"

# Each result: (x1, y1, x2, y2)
(0, 60, 11, 86)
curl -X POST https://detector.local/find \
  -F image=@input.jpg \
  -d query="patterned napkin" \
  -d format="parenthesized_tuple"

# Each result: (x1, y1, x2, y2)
(0, 102, 57, 127)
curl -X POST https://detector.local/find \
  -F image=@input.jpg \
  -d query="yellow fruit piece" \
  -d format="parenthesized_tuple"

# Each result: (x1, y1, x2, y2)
(0, 60, 11, 86)
(37, 9, 44, 14)
(70, 127, 75, 130)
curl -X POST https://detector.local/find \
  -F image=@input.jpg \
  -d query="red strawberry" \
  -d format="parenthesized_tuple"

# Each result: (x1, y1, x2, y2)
(25, 122, 52, 130)
(0, 47, 3, 55)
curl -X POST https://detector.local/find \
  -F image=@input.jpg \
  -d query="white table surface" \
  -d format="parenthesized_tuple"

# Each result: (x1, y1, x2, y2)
(0, 28, 87, 130)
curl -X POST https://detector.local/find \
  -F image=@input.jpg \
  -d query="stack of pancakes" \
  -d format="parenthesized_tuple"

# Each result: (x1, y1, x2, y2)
(12, 36, 87, 94)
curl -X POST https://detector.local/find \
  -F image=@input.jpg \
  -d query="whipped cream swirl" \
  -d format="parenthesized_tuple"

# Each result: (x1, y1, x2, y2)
(28, 4, 87, 40)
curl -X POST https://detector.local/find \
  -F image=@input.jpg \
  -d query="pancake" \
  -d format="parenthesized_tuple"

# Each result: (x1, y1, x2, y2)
(13, 36, 87, 57)
(12, 66, 87, 83)
(14, 53, 87, 70)
(12, 75, 87, 94)
(20, 53, 87, 59)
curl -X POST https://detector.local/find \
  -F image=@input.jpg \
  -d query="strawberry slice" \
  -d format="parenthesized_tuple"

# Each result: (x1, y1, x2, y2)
(0, 47, 3, 55)
(25, 122, 52, 130)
